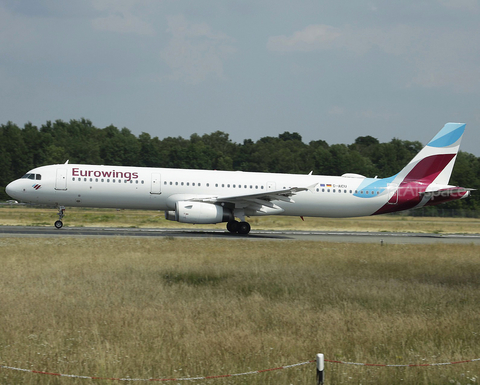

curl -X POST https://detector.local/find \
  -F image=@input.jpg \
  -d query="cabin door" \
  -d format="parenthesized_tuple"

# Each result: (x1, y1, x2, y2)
(55, 168, 67, 191)
(150, 173, 162, 194)
(387, 184, 398, 205)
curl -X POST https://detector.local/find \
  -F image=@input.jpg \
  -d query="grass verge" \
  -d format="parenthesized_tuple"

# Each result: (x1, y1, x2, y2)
(0, 238, 479, 384)
(1, 205, 480, 234)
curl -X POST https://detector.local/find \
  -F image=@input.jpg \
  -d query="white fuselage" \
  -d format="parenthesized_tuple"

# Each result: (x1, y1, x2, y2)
(6, 164, 390, 218)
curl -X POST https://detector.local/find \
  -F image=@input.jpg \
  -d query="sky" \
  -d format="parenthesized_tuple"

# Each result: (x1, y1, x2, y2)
(1, 0, 480, 155)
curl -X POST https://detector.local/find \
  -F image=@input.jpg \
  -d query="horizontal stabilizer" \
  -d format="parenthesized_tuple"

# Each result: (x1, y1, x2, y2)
(420, 187, 474, 198)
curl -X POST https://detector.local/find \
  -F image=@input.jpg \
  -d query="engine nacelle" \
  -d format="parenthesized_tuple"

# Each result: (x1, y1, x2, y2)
(165, 201, 233, 224)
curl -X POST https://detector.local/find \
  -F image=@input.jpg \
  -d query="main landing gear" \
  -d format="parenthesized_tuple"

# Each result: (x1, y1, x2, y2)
(226, 220, 251, 235)
(54, 206, 65, 229)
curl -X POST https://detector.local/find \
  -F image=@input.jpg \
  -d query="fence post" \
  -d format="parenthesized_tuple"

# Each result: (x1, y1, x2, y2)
(316, 353, 324, 384)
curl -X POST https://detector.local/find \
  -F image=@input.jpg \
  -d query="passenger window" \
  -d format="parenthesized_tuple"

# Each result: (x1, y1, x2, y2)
(72, 177, 75, 181)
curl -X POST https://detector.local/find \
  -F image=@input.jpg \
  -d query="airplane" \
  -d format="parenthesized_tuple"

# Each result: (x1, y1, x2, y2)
(5, 122, 473, 235)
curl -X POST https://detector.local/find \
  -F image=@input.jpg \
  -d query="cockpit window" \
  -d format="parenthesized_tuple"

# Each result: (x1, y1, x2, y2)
(20, 173, 41, 180)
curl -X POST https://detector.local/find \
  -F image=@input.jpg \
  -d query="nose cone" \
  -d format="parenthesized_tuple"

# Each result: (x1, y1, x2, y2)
(6, 180, 20, 200)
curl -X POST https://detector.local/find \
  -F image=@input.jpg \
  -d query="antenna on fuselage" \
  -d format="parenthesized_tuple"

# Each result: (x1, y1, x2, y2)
(65, 160, 69, 164)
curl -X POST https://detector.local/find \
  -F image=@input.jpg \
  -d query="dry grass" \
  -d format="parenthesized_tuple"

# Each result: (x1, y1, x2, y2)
(0, 237, 479, 384)
(1, 205, 480, 234)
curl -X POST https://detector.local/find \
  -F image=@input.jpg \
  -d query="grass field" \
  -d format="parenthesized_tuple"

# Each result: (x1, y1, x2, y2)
(0, 237, 479, 384)
(1, 205, 480, 234)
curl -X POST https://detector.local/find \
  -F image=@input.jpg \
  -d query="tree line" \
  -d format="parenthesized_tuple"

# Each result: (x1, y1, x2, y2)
(1, 119, 479, 213)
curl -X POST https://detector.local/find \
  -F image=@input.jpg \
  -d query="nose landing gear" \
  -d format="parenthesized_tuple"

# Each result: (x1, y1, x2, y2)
(54, 206, 65, 229)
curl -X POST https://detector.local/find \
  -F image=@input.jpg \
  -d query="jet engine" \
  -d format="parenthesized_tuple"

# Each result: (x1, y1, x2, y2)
(165, 201, 233, 224)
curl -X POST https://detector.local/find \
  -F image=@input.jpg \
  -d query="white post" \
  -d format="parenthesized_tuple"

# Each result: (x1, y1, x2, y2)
(316, 353, 324, 384)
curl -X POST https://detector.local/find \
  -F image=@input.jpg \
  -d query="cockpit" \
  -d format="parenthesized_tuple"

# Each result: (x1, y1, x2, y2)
(21, 173, 42, 180)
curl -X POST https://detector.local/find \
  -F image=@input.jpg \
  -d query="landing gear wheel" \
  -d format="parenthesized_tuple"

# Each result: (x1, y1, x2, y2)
(227, 220, 239, 233)
(237, 221, 251, 235)
(55, 206, 66, 229)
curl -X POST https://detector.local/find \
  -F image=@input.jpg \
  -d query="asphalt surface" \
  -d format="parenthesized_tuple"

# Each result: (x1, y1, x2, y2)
(1, 226, 480, 244)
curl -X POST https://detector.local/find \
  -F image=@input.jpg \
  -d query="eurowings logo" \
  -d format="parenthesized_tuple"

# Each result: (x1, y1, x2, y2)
(32, 184, 41, 190)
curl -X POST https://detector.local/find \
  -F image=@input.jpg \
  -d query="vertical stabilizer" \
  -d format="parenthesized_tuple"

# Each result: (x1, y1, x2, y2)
(391, 123, 465, 186)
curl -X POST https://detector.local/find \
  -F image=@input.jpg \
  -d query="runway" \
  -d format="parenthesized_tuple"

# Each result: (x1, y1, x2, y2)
(1, 225, 480, 244)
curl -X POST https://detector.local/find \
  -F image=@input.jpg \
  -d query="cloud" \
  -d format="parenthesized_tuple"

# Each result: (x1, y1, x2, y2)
(91, 0, 154, 35)
(268, 23, 480, 92)
(267, 24, 341, 52)
(438, 0, 480, 11)
(328, 106, 346, 115)
(161, 15, 236, 84)
(0, 4, 36, 51)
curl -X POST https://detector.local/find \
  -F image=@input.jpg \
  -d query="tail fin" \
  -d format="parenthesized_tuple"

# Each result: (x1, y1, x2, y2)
(391, 123, 466, 185)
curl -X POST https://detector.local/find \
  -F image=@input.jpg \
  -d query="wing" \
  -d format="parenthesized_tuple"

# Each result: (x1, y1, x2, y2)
(188, 185, 314, 219)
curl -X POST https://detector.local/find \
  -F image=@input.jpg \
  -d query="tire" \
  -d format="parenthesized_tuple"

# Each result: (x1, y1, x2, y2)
(237, 222, 251, 235)
(54, 220, 63, 229)
(226, 220, 239, 233)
